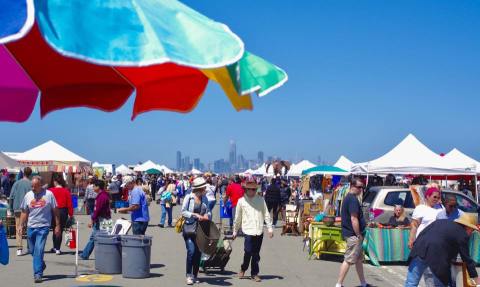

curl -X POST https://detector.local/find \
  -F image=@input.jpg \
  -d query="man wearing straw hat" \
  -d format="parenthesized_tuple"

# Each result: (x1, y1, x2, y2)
(233, 178, 273, 283)
(405, 214, 480, 286)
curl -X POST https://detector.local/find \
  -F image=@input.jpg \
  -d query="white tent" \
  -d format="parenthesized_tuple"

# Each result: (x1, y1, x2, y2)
(157, 164, 174, 174)
(92, 162, 114, 174)
(334, 155, 354, 172)
(351, 134, 472, 175)
(287, 160, 316, 176)
(190, 168, 203, 175)
(115, 164, 133, 175)
(133, 160, 158, 172)
(443, 148, 480, 173)
(0, 152, 22, 169)
(16, 140, 90, 172)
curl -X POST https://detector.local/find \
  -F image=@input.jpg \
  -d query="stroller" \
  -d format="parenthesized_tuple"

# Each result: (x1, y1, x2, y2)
(200, 226, 234, 273)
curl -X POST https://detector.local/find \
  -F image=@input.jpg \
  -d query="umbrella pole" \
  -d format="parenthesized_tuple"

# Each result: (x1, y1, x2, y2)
(75, 221, 79, 277)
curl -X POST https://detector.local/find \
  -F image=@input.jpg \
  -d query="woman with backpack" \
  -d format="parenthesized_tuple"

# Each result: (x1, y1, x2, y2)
(181, 177, 211, 285)
(159, 179, 176, 228)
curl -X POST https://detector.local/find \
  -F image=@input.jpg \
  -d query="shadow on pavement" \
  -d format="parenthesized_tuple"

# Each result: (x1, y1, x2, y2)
(149, 272, 164, 278)
(259, 275, 284, 280)
(150, 263, 165, 269)
(200, 276, 233, 286)
(42, 274, 75, 281)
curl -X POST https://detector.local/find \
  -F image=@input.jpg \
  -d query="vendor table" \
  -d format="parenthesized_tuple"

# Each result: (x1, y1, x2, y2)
(363, 228, 480, 267)
(309, 222, 345, 258)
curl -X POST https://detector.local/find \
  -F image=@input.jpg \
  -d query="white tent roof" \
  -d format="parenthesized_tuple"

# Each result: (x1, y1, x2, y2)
(133, 160, 158, 172)
(17, 140, 90, 163)
(158, 164, 174, 174)
(443, 148, 480, 173)
(287, 160, 316, 176)
(334, 155, 354, 172)
(115, 164, 133, 175)
(0, 152, 22, 169)
(351, 134, 472, 175)
(190, 168, 203, 175)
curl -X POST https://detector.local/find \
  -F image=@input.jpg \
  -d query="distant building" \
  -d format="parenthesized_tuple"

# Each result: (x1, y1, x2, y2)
(229, 140, 237, 167)
(176, 151, 182, 171)
(257, 151, 264, 164)
(193, 158, 200, 169)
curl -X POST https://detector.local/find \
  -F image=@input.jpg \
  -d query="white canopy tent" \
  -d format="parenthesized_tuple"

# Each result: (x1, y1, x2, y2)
(287, 160, 316, 176)
(351, 134, 473, 175)
(443, 148, 480, 174)
(16, 140, 91, 172)
(334, 155, 354, 172)
(133, 160, 158, 172)
(0, 152, 22, 169)
(115, 164, 133, 175)
(157, 164, 174, 174)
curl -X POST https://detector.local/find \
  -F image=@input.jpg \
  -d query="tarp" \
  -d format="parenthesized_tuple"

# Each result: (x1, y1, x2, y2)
(443, 148, 480, 174)
(16, 140, 90, 172)
(133, 160, 158, 172)
(190, 168, 202, 175)
(351, 134, 473, 175)
(92, 162, 113, 174)
(157, 165, 174, 174)
(334, 155, 354, 172)
(302, 165, 349, 176)
(287, 160, 316, 176)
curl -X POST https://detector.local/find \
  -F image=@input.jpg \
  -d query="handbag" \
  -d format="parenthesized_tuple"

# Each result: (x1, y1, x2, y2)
(182, 197, 198, 236)
(99, 218, 113, 233)
(174, 216, 185, 233)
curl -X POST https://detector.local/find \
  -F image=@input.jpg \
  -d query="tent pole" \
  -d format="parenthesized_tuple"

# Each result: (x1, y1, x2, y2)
(475, 174, 479, 204)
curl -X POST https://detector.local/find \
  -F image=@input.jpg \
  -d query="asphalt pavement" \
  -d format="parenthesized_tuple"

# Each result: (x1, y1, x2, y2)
(1, 202, 420, 287)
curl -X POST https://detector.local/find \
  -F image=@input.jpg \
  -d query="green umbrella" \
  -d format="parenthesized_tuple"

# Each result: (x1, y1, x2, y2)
(302, 165, 349, 176)
(146, 168, 161, 175)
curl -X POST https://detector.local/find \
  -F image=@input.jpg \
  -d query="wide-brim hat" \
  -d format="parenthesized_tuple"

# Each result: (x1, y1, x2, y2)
(121, 175, 135, 188)
(455, 214, 479, 231)
(191, 177, 207, 190)
(243, 180, 258, 190)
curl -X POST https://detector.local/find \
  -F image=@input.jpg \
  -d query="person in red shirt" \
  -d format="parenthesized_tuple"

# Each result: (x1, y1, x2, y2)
(48, 173, 74, 255)
(224, 176, 244, 227)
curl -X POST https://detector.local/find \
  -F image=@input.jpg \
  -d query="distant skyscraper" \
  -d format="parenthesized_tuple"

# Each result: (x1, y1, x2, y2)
(229, 140, 237, 167)
(176, 151, 182, 171)
(193, 158, 200, 169)
(257, 151, 264, 164)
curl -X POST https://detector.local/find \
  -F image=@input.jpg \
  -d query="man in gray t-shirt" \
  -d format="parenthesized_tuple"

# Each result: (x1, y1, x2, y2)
(19, 176, 60, 283)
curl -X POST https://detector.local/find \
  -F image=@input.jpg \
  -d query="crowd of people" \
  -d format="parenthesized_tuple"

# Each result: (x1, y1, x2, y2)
(1, 167, 480, 286)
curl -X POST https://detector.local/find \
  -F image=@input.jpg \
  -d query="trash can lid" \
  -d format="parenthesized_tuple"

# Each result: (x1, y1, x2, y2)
(120, 235, 152, 247)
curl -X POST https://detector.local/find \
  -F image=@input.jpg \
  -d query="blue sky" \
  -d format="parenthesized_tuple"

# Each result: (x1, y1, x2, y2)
(1, 0, 480, 167)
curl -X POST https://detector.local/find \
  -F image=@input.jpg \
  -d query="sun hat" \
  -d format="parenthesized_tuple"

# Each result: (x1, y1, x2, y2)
(191, 177, 207, 190)
(121, 175, 135, 188)
(454, 214, 479, 231)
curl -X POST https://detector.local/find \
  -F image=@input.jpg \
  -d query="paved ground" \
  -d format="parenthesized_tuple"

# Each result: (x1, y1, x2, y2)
(2, 202, 423, 287)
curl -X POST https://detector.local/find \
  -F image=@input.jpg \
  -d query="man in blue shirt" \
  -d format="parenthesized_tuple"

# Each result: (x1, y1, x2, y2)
(438, 194, 464, 221)
(118, 176, 150, 235)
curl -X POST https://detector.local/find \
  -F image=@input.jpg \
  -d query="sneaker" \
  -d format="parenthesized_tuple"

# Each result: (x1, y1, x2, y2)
(34, 276, 42, 283)
(158, 224, 164, 228)
(252, 275, 262, 282)
(186, 277, 194, 285)
(50, 248, 56, 253)
(16, 249, 23, 256)
(238, 270, 245, 278)
(55, 249, 61, 255)
(193, 277, 200, 283)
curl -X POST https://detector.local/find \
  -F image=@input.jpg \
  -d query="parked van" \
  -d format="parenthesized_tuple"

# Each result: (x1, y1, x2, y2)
(361, 186, 479, 224)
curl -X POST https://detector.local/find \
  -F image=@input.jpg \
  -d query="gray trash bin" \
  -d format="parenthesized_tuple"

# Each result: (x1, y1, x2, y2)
(121, 235, 152, 278)
(94, 233, 122, 274)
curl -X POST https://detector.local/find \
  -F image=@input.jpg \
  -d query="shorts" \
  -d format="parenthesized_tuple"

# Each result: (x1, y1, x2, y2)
(344, 235, 364, 264)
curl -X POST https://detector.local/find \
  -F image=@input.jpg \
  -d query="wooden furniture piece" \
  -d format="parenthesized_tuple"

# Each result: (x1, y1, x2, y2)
(282, 204, 300, 236)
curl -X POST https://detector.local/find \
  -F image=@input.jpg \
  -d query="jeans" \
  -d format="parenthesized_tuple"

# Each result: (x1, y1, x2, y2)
(229, 206, 237, 227)
(184, 235, 201, 278)
(241, 234, 264, 276)
(52, 208, 68, 250)
(208, 200, 216, 214)
(27, 226, 49, 277)
(405, 257, 445, 287)
(81, 223, 99, 259)
(160, 204, 173, 226)
(266, 201, 280, 225)
(86, 199, 95, 215)
(132, 221, 148, 235)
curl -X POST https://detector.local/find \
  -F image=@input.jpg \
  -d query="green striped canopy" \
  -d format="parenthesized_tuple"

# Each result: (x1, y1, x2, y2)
(302, 165, 349, 176)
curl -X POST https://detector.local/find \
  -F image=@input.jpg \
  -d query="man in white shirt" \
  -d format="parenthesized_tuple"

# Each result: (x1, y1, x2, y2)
(233, 179, 273, 282)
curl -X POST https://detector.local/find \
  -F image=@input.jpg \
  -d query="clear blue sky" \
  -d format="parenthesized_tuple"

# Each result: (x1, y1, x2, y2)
(1, 0, 479, 167)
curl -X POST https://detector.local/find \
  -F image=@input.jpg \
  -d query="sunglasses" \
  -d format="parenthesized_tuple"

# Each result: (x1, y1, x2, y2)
(447, 204, 457, 208)
(432, 196, 440, 199)
(355, 186, 365, 189)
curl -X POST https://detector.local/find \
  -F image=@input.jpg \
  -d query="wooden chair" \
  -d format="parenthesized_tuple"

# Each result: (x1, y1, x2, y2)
(282, 204, 300, 236)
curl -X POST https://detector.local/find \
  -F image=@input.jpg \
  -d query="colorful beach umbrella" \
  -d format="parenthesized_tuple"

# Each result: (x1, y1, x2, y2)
(0, 0, 287, 122)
